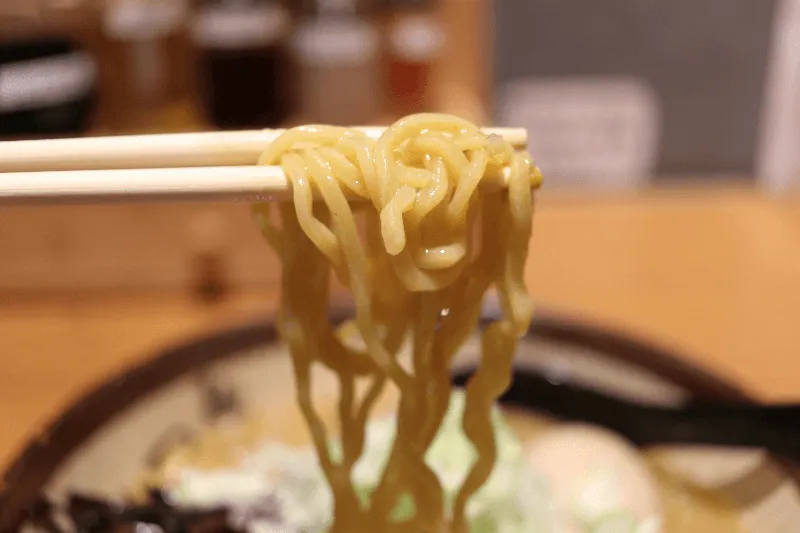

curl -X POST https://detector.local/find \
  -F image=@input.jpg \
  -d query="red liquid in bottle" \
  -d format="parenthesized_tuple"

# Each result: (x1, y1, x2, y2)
(383, 2, 444, 117)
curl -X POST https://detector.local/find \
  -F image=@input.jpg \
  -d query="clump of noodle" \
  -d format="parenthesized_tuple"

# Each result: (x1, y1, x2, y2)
(253, 114, 542, 533)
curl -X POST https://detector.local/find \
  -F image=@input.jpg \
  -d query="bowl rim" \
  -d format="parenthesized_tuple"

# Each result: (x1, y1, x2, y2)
(0, 309, 768, 531)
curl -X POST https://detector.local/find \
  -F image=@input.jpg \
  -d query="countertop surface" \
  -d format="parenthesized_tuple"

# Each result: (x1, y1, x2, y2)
(2, 185, 800, 471)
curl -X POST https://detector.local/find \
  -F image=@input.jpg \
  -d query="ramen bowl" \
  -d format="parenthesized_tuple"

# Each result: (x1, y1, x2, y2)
(1, 307, 798, 533)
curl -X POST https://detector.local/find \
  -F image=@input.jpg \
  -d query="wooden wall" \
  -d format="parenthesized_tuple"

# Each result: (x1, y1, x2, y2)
(0, 0, 490, 295)
(0, 203, 280, 292)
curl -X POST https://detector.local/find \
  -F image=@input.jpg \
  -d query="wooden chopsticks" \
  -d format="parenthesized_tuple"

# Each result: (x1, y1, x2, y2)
(0, 166, 287, 204)
(1, 165, 515, 204)
(0, 127, 528, 172)
(0, 127, 527, 204)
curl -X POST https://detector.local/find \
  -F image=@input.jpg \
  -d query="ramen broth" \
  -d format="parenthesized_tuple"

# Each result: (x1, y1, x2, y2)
(140, 394, 745, 533)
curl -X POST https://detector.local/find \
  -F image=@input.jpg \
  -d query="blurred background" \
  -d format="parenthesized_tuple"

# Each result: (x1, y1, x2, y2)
(2, 0, 800, 467)
(1, 0, 798, 294)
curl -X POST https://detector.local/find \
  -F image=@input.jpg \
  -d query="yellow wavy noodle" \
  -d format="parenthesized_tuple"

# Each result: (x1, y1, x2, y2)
(140, 409, 746, 533)
(249, 114, 542, 533)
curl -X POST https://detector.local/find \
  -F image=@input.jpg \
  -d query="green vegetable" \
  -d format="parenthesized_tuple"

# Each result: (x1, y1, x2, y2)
(343, 391, 554, 532)
(171, 390, 655, 533)
(589, 511, 637, 533)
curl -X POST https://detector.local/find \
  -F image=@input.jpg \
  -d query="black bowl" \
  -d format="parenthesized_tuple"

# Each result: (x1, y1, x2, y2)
(1, 309, 797, 532)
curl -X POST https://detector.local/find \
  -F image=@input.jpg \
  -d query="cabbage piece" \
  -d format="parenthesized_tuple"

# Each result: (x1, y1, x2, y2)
(589, 512, 637, 533)
(346, 391, 555, 533)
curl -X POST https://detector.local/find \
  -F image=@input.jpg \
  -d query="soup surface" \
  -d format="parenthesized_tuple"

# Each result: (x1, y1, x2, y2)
(139, 389, 745, 533)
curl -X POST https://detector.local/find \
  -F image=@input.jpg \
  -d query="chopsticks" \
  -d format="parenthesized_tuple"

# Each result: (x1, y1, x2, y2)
(1, 164, 516, 204)
(0, 126, 527, 204)
(0, 166, 289, 204)
(0, 127, 527, 172)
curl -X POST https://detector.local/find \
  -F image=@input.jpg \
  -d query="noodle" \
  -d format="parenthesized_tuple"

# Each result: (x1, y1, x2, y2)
(253, 113, 542, 533)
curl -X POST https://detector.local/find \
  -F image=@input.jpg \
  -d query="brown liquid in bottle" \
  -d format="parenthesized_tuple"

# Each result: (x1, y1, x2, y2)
(192, 0, 291, 129)
(388, 57, 432, 114)
(100, 0, 192, 132)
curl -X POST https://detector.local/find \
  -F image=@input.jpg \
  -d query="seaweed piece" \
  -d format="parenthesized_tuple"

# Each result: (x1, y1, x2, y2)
(68, 494, 119, 533)
(20, 493, 247, 533)
(26, 498, 66, 533)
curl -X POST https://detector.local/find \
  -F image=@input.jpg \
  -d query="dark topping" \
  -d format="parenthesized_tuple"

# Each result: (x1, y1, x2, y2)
(21, 493, 246, 533)
(26, 499, 66, 533)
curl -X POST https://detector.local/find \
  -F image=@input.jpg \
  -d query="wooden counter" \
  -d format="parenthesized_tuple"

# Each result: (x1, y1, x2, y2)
(2, 186, 800, 471)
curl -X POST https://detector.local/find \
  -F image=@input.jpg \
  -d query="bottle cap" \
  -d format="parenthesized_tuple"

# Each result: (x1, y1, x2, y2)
(191, 1, 289, 49)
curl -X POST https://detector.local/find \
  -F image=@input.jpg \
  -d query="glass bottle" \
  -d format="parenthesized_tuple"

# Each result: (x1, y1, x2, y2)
(191, 0, 291, 129)
(292, 0, 381, 125)
(381, 0, 444, 117)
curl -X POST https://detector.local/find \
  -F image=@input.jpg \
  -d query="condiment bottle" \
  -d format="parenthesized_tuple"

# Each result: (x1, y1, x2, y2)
(101, 0, 191, 132)
(381, 0, 444, 117)
(292, 0, 380, 125)
(191, 0, 291, 129)
(0, 11, 98, 138)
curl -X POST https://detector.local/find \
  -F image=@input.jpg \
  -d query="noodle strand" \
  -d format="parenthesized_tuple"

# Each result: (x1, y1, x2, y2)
(254, 114, 542, 532)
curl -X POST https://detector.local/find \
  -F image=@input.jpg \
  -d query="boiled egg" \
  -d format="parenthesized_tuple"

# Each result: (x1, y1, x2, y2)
(525, 423, 663, 533)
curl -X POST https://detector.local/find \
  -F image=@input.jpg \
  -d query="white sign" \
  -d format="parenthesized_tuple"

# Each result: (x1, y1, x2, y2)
(757, 0, 800, 193)
(497, 77, 661, 190)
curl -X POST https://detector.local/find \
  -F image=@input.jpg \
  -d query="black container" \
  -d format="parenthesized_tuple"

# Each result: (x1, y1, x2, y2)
(191, 0, 292, 129)
(0, 37, 98, 138)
